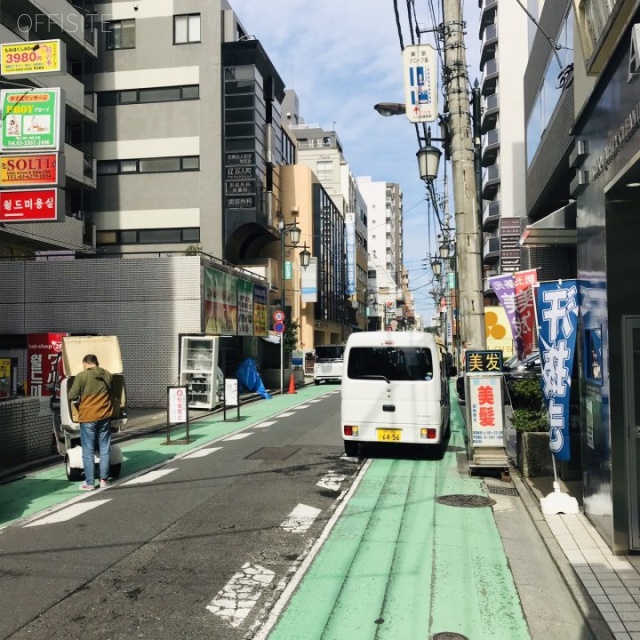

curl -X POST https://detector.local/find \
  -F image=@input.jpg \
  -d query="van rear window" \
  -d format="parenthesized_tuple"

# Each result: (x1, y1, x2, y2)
(347, 347, 434, 381)
(315, 346, 344, 361)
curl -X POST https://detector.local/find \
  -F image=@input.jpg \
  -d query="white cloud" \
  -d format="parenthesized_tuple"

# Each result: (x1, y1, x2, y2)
(233, 0, 481, 319)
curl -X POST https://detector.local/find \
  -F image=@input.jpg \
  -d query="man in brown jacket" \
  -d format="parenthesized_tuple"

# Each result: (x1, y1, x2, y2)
(68, 354, 114, 490)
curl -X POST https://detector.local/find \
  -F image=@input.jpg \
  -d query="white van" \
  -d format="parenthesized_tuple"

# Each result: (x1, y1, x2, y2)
(51, 335, 128, 481)
(313, 344, 345, 384)
(341, 331, 456, 456)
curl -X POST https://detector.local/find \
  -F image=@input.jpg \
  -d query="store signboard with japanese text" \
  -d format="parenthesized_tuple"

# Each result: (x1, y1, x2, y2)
(537, 279, 579, 462)
(0, 188, 64, 222)
(253, 284, 268, 336)
(301, 257, 318, 303)
(464, 349, 503, 373)
(27, 332, 66, 396)
(225, 152, 256, 210)
(488, 273, 522, 358)
(345, 213, 356, 295)
(1, 88, 64, 151)
(0, 152, 63, 187)
(468, 375, 504, 447)
(237, 279, 254, 336)
(514, 268, 538, 357)
(204, 267, 238, 335)
(1, 40, 65, 77)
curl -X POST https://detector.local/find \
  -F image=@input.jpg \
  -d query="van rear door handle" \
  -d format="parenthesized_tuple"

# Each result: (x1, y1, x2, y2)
(382, 404, 396, 412)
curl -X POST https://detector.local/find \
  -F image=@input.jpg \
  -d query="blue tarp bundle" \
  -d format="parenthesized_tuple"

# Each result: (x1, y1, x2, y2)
(235, 358, 272, 400)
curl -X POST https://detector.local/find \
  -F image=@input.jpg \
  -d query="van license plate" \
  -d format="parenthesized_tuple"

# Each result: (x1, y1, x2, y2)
(377, 429, 401, 442)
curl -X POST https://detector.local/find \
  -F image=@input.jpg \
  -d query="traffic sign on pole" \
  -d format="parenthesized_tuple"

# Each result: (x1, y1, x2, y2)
(402, 44, 438, 123)
(273, 321, 285, 334)
(273, 310, 285, 322)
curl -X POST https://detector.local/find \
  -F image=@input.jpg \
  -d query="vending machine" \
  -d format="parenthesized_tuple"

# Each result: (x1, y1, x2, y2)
(179, 336, 220, 409)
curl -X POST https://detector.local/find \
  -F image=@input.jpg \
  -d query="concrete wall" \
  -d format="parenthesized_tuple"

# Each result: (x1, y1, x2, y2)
(0, 398, 54, 473)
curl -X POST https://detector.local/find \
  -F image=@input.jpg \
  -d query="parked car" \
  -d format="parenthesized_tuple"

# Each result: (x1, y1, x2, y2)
(503, 352, 541, 383)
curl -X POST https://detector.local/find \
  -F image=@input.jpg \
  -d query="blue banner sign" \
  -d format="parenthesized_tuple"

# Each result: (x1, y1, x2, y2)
(536, 280, 579, 461)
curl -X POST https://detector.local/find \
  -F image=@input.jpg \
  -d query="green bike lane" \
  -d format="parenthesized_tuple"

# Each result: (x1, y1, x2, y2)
(262, 388, 532, 640)
(0, 383, 335, 529)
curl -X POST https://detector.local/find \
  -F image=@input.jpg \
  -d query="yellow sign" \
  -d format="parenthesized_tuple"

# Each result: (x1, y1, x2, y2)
(1, 40, 64, 76)
(485, 305, 514, 358)
(0, 358, 10, 378)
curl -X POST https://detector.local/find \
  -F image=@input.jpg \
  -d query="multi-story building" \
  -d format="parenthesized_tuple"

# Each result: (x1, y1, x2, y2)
(286, 115, 368, 331)
(478, 0, 530, 287)
(357, 177, 404, 330)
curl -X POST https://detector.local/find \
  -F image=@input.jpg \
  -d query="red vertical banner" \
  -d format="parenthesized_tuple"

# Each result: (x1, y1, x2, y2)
(514, 269, 538, 358)
(27, 332, 66, 396)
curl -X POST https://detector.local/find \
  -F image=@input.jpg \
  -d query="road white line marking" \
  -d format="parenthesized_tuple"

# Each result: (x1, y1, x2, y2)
(25, 499, 111, 526)
(317, 471, 347, 492)
(308, 399, 322, 403)
(122, 468, 177, 486)
(223, 433, 252, 441)
(294, 404, 310, 409)
(251, 459, 371, 640)
(277, 412, 295, 418)
(253, 421, 277, 429)
(183, 447, 222, 459)
(280, 504, 322, 533)
(206, 562, 275, 628)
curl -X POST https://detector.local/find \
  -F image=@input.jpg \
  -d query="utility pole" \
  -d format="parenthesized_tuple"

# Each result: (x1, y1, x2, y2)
(441, 0, 486, 349)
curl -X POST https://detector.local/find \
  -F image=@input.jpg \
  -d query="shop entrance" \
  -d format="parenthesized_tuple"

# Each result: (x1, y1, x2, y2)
(622, 316, 640, 549)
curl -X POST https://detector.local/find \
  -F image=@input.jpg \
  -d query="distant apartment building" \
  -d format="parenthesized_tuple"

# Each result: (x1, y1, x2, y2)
(357, 177, 404, 330)
(478, 0, 529, 289)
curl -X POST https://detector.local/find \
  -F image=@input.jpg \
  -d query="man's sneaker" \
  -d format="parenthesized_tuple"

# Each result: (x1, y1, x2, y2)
(99, 479, 111, 489)
(79, 483, 95, 491)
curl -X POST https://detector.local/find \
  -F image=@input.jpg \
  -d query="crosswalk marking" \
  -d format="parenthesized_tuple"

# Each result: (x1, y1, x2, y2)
(253, 421, 276, 429)
(25, 499, 111, 527)
(280, 504, 321, 533)
(206, 562, 275, 628)
(183, 447, 222, 459)
(122, 468, 176, 486)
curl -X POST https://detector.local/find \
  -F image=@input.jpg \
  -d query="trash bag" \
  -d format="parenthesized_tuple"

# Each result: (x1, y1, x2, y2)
(235, 358, 271, 400)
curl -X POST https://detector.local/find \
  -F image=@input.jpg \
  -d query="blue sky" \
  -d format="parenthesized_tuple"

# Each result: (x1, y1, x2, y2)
(233, 0, 481, 322)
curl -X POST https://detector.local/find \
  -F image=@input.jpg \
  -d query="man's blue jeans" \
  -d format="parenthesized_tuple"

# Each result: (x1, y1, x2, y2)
(80, 419, 112, 485)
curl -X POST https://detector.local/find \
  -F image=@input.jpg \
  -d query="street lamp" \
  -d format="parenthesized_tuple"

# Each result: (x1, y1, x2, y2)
(299, 242, 311, 269)
(373, 102, 406, 117)
(431, 256, 442, 278)
(279, 219, 301, 395)
(417, 128, 442, 183)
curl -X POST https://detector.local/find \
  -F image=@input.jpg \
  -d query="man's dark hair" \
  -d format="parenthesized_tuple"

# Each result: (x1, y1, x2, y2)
(83, 354, 99, 366)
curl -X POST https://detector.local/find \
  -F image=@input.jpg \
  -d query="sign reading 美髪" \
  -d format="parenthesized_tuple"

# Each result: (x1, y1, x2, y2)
(1, 40, 65, 77)
(0, 152, 63, 187)
(1, 88, 64, 151)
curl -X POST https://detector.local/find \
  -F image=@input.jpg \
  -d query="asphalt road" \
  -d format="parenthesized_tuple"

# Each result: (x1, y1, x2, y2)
(0, 388, 357, 640)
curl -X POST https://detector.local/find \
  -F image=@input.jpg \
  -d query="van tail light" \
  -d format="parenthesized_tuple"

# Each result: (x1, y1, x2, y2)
(420, 428, 437, 440)
(344, 425, 358, 436)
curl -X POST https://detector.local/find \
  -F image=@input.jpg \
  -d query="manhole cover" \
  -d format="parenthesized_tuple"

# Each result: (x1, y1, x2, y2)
(487, 484, 519, 496)
(433, 633, 469, 640)
(246, 446, 300, 460)
(436, 494, 496, 508)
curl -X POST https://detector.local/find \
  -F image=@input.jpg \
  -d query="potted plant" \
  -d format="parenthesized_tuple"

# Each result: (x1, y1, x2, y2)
(508, 377, 553, 477)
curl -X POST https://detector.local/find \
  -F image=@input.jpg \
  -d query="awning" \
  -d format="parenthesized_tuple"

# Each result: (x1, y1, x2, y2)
(520, 201, 577, 246)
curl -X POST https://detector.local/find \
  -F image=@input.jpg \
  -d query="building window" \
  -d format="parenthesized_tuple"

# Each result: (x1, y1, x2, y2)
(105, 20, 136, 50)
(97, 228, 200, 245)
(174, 14, 201, 44)
(97, 156, 200, 175)
(98, 85, 200, 107)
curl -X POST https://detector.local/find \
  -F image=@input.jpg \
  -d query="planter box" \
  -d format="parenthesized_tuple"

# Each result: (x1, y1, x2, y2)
(517, 431, 582, 478)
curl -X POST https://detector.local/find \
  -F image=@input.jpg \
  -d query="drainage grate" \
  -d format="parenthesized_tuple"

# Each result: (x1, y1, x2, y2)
(245, 446, 300, 460)
(487, 484, 519, 496)
(436, 494, 496, 508)
(433, 633, 469, 640)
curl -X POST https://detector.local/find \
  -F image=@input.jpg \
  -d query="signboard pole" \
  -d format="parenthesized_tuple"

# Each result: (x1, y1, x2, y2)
(223, 377, 240, 421)
(166, 386, 189, 444)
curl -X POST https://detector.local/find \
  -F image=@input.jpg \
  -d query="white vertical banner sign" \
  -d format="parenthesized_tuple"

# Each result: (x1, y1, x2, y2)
(345, 213, 356, 296)
(402, 44, 438, 123)
(301, 257, 318, 303)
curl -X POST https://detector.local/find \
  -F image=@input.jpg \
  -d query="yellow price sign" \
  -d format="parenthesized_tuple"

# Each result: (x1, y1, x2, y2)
(1, 40, 64, 76)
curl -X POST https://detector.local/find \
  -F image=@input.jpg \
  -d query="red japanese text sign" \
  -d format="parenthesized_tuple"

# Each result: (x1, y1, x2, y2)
(27, 332, 67, 396)
(468, 375, 504, 447)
